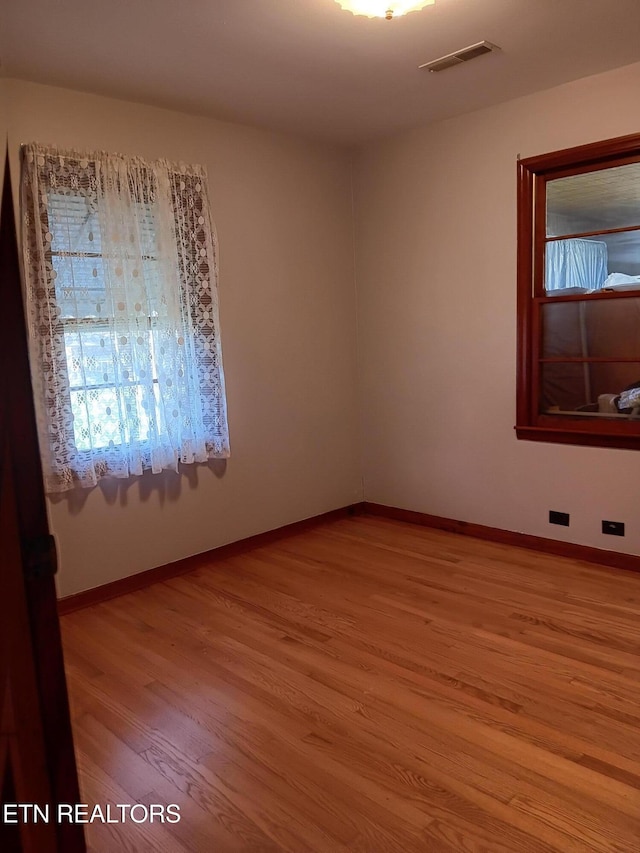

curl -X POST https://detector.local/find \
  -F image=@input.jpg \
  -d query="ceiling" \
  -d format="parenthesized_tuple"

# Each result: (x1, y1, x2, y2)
(2, 0, 640, 146)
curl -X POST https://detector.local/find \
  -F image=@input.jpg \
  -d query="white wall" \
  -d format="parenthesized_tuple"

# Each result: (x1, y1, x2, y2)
(5, 79, 362, 597)
(354, 61, 640, 556)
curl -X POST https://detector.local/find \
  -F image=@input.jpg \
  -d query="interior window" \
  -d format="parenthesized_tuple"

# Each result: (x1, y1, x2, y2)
(516, 133, 640, 449)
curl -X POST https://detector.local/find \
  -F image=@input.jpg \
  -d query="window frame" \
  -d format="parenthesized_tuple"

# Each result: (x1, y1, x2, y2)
(516, 131, 640, 450)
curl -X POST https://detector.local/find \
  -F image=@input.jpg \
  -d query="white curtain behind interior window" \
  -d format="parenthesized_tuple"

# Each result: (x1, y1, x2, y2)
(545, 238, 608, 291)
(21, 144, 229, 492)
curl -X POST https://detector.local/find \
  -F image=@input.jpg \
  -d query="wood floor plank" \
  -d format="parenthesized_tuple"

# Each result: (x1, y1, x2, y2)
(61, 515, 640, 852)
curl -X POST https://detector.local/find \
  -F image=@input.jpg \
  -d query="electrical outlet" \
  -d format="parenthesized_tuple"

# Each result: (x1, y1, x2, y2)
(602, 520, 625, 536)
(549, 510, 570, 526)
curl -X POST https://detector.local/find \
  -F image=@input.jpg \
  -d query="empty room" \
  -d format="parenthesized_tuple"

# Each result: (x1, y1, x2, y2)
(2, 1, 640, 851)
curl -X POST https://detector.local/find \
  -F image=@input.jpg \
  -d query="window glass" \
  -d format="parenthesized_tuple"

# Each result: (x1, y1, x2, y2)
(540, 362, 640, 416)
(546, 162, 640, 237)
(541, 298, 640, 359)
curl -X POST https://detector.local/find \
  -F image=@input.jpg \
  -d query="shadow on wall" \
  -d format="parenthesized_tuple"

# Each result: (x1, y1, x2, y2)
(47, 459, 228, 515)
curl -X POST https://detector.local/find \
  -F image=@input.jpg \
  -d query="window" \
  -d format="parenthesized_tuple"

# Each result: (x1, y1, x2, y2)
(22, 145, 230, 491)
(516, 132, 640, 450)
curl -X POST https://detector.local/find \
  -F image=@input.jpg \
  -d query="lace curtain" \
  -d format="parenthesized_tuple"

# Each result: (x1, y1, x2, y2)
(22, 143, 230, 493)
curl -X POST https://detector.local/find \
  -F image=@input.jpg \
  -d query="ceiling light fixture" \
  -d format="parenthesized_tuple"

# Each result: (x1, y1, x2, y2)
(335, 0, 435, 21)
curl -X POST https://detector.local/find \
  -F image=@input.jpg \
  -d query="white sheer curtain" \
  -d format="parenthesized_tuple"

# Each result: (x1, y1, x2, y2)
(22, 144, 229, 493)
(545, 238, 608, 291)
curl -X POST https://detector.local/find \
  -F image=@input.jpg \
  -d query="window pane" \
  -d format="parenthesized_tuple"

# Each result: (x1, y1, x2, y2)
(540, 362, 592, 412)
(585, 297, 640, 358)
(541, 297, 640, 359)
(70, 386, 124, 451)
(541, 300, 590, 359)
(65, 327, 158, 450)
(53, 255, 107, 318)
(544, 239, 607, 292)
(70, 384, 155, 451)
(544, 232, 640, 292)
(64, 328, 116, 387)
(540, 362, 640, 415)
(546, 162, 640, 237)
(48, 192, 102, 253)
(49, 192, 106, 318)
(597, 230, 640, 280)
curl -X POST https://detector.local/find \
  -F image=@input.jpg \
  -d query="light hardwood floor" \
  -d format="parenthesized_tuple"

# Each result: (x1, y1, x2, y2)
(61, 514, 640, 852)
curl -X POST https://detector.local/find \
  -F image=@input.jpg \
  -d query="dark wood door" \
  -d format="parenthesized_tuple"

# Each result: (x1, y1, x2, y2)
(0, 153, 86, 851)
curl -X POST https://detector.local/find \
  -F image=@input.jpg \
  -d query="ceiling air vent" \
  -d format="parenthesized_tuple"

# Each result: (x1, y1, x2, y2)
(419, 41, 500, 73)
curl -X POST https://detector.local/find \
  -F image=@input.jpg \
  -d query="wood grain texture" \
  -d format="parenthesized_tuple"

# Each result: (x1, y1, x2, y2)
(60, 515, 640, 852)
(58, 505, 362, 615)
(363, 502, 640, 575)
